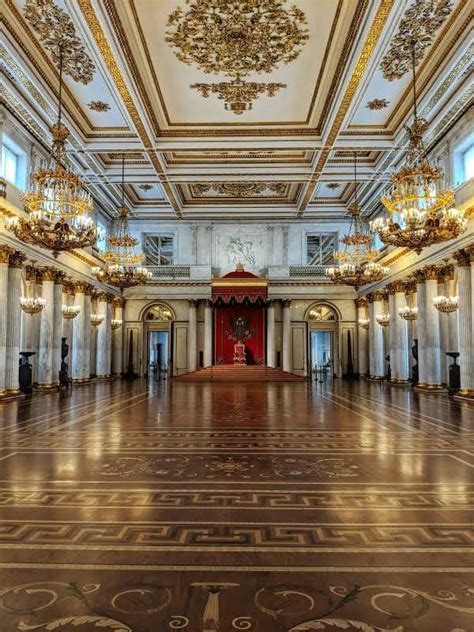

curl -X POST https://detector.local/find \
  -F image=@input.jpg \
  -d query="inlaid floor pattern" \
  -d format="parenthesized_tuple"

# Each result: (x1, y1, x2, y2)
(0, 378, 473, 631)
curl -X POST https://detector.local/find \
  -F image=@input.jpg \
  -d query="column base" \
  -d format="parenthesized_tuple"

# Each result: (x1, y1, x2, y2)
(414, 383, 449, 394)
(454, 389, 474, 401)
(0, 389, 25, 400)
(37, 383, 58, 391)
(390, 378, 412, 387)
(72, 377, 92, 385)
(367, 375, 385, 381)
(96, 374, 113, 380)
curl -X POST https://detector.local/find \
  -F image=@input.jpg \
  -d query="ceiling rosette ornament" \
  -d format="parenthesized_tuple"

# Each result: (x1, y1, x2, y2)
(166, 0, 308, 114)
(193, 182, 286, 197)
(24, 0, 95, 84)
(380, 0, 453, 80)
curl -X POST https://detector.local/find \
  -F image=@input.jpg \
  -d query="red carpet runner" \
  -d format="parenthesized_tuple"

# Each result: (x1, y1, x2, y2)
(176, 366, 306, 382)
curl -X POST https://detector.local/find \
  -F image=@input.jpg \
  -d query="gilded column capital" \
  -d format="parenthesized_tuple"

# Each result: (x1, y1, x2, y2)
(403, 279, 417, 295)
(367, 291, 384, 302)
(355, 297, 368, 308)
(454, 248, 471, 267)
(188, 299, 198, 307)
(63, 280, 76, 296)
(282, 299, 292, 308)
(25, 265, 39, 282)
(423, 265, 440, 281)
(97, 291, 109, 302)
(385, 283, 396, 295)
(106, 293, 115, 303)
(413, 269, 426, 283)
(37, 266, 56, 281)
(8, 250, 26, 268)
(439, 263, 454, 281)
(0, 245, 12, 264)
(53, 270, 67, 284)
(84, 283, 94, 296)
(113, 297, 126, 308)
(74, 281, 89, 294)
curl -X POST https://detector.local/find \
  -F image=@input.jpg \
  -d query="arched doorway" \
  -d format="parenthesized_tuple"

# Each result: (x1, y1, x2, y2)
(305, 303, 341, 378)
(142, 303, 174, 377)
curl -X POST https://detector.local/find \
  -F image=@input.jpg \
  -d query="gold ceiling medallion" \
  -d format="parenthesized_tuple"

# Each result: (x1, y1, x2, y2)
(380, 0, 453, 80)
(366, 98, 389, 110)
(88, 100, 110, 112)
(327, 183, 340, 190)
(193, 182, 287, 197)
(191, 77, 286, 116)
(24, 0, 95, 84)
(166, 0, 308, 114)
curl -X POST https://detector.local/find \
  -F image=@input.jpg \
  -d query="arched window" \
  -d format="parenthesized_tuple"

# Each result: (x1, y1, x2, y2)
(307, 304, 338, 322)
(144, 304, 173, 321)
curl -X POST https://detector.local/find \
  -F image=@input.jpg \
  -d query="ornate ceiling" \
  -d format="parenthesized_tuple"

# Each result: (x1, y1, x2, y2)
(2, 0, 472, 220)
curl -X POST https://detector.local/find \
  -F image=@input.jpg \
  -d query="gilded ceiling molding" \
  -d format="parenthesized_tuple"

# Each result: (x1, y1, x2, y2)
(193, 182, 287, 198)
(166, 0, 308, 114)
(298, 0, 395, 217)
(380, 0, 453, 81)
(366, 98, 389, 110)
(24, 0, 95, 84)
(88, 100, 110, 112)
(77, 0, 182, 218)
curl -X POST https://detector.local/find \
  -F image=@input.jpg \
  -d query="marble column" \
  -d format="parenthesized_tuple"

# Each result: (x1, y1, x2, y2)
(203, 300, 213, 368)
(112, 297, 125, 375)
(37, 267, 56, 388)
(5, 251, 26, 394)
(96, 293, 111, 378)
(403, 280, 418, 376)
(417, 265, 445, 391)
(83, 286, 92, 380)
(61, 281, 75, 349)
(187, 299, 197, 372)
(282, 300, 292, 373)
(446, 271, 458, 354)
(454, 249, 474, 398)
(438, 266, 453, 384)
(21, 264, 41, 384)
(392, 281, 410, 383)
(356, 297, 369, 376)
(0, 246, 12, 397)
(368, 291, 385, 379)
(387, 288, 396, 379)
(71, 282, 87, 382)
(266, 300, 276, 368)
(415, 272, 428, 387)
(52, 271, 66, 386)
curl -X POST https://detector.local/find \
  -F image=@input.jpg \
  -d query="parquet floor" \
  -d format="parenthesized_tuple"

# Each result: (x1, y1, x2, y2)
(0, 378, 473, 631)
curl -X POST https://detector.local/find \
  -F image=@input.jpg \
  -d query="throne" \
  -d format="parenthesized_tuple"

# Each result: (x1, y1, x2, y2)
(233, 342, 246, 366)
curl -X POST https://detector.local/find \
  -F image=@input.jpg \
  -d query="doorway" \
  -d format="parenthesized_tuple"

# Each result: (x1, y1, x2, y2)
(310, 331, 333, 378)
(147, 331, 169, 376)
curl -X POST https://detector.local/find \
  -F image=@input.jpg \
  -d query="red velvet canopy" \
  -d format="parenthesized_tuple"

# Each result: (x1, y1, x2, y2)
(211, 265, 268, 305)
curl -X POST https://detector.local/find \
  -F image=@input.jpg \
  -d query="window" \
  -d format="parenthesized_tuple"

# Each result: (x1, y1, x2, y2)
(144, 234, 174, 265)
(306, 233, 336, 265)
(463, 144, 474, 181)
(1, 136, 26, 190)
(96, 219, 108, 252)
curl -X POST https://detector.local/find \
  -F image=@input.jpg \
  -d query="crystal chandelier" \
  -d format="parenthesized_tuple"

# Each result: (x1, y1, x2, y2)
(6, 45, 97, 258)
(326, 153, 389, 289)
(433, 295, 459, 313)
(398, 306, 418, 321)
(111, 319, 123, 330)
(91, 313, 104, 327)
(21, 263, 46, 315)
(370, 42, 467, 254)
(376, 313, 390, 327)
(62, 285, 80, 320)
(92, 155, 152, 289)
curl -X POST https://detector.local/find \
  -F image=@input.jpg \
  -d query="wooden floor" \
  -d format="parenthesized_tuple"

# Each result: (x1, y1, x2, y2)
(0, 378, 473, 631)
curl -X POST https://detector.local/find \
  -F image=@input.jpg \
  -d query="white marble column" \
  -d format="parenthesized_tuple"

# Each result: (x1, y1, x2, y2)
(0, 246, 12, 397)
(51, 271, 65, 386)
(282, 300, 292, 373)
(438, 267, 452, 385)
(37, 267, 55, 388)
(454, 249, 474, 398)
(356, 297, 369, 376)
(421, 266, 444, 390)
(112, 297, 125, 375)
(387, 289, 396, 379)
(266, 300, 276, 368)
(446, 273, 458, 354)
(105, 298, 112, 377)
(203, 300, 213, 368)
(187, 299, 197, 372)
(5, 251, 26, 394)
(368, 292, 385, 379)
(392, 282, 410, 383)
(20, 264, 40, 384)
(96, 293, 111, 378)
(71, 283, 86, 382)
(415, 274, 428, 386)
(83, 286, 92, 380)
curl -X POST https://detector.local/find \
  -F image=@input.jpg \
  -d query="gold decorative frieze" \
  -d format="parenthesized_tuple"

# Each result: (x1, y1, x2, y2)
(166, 0, 308, 113)
(380, 0, 453, 81)
(193, 182, 287, 198)
(24, 0, 95, 84)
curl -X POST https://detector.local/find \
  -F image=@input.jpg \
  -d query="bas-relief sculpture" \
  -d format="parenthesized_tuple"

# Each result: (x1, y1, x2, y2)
(213, 227, 268, 273)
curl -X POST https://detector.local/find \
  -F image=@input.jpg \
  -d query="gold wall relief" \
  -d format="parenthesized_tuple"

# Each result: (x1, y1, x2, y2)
(166, 0, 308, 114)
(192, 182, 287, 198)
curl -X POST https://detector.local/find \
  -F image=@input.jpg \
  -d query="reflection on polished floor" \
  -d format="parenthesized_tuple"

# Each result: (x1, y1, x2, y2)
(1, 379, 473, 631)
